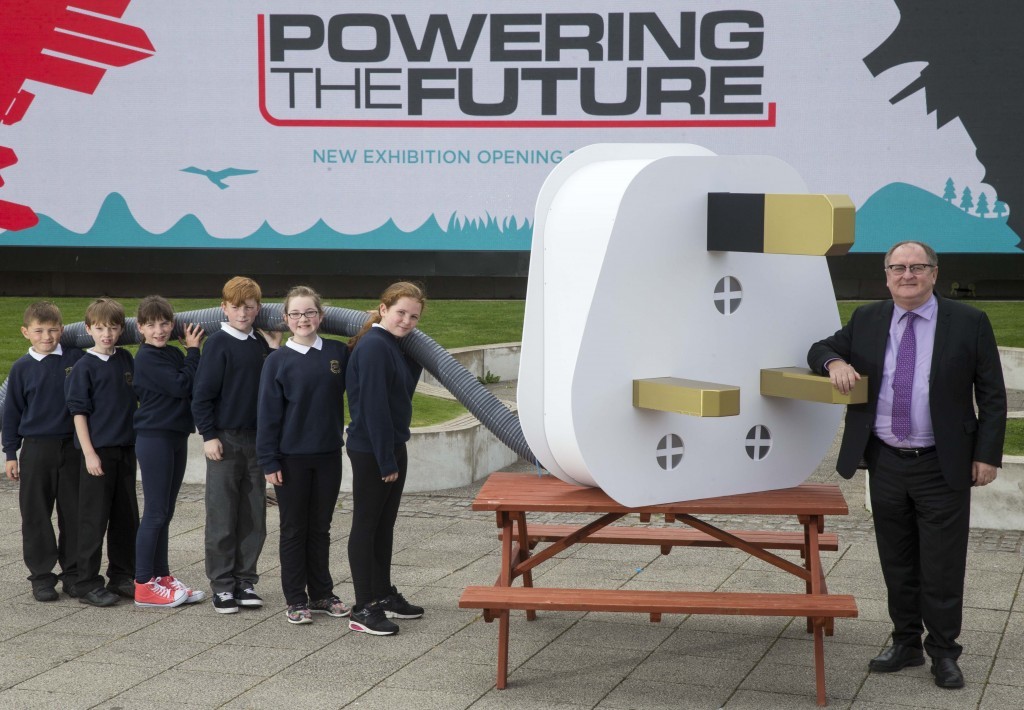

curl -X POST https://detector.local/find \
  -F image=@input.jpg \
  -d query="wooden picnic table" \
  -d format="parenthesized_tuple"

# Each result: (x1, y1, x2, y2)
(458, 472, 858, 707)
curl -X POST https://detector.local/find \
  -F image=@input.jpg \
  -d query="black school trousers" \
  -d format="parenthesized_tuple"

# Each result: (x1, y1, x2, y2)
(347, 444, 407, 607)
(275, 452, 342, 606)
(74, 445, 139, 595)
(18, 437, 79, 590)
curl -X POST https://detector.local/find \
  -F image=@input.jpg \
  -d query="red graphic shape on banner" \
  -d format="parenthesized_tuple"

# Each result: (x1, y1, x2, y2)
(0, 147, 39, 231)
(0, 0, 154, 125)
(0, 0, 153, 230)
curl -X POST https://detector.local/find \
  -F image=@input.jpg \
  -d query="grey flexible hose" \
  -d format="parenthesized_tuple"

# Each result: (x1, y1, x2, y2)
(0, 303, 534, 462)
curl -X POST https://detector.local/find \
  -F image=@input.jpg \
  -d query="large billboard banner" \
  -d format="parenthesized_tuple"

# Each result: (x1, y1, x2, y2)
(1, 1, 1021, 253)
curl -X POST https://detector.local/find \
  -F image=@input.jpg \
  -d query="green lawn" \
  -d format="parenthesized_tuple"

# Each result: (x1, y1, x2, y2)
(1006, 419, 1024, 456)
(837, 301, 1023, 347)
(0, 297, 526, 381)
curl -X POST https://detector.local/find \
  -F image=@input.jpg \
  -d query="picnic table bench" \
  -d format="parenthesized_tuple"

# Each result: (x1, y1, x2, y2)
(458, 472, 857, 707)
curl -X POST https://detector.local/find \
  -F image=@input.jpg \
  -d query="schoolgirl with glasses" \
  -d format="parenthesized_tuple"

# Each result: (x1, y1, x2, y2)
(256, 285, 351, 625)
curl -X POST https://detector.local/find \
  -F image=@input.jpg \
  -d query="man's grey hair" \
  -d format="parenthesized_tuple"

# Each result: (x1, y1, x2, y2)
(884, 241, 938, 267)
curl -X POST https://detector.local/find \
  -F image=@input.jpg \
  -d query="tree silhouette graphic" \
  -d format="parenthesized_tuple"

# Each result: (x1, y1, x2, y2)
(975, 192, 990, 217)
(959, 186, 974, 212)
(942, 178, 957, 202)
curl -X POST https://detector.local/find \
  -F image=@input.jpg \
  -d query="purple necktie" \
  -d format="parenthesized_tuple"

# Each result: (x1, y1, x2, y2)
(891, 312, 918, 441)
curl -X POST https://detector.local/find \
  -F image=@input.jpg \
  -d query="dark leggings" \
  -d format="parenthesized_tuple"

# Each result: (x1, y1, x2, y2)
(135, 434, 188, 583)
(347, 444, 407, 607)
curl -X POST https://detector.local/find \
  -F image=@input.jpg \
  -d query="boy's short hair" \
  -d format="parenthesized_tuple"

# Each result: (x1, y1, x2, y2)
(23, 301, 62, 327)
(222, 276, 262, 306)
(137, 295, 174, 325)
(84, 298, 126, 328)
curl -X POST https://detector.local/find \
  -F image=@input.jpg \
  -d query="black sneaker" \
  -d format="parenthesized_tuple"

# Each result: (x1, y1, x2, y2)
(348, 601, 399, 636)
(213, 591, 239, 614)
(235, 585, 264, 608)
(380, 586, 423, 619)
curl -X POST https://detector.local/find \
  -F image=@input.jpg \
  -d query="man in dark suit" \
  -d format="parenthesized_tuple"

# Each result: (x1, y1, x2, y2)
(808, 240, 1006, 689)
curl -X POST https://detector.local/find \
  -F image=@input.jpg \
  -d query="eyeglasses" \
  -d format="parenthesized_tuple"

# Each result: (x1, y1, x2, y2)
(285, 309, 319, 320)
(885, 263, 935, 275)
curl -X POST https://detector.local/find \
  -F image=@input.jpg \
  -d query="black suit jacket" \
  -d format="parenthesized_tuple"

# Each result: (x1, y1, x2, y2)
(808, 295, 1006, 490)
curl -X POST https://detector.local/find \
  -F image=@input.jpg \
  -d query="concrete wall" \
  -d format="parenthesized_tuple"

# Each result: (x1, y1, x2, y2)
(1000, 346, 1024, 390)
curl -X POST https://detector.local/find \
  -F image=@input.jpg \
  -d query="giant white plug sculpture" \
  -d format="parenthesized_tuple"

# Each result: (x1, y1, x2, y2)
(518, 144, 858, 506)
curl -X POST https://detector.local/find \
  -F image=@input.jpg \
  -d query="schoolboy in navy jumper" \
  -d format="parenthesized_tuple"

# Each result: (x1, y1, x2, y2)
(64, 298, 139, 607)
(193, 276, 279, 614)
(3, 302, 84, 601)
(132, 296, 205, 608)
(257, 286, 350, 625)
(346, 282, 426, 636)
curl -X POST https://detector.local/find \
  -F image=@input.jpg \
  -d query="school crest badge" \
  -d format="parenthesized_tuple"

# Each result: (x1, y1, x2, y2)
(330, 359, 341, 374)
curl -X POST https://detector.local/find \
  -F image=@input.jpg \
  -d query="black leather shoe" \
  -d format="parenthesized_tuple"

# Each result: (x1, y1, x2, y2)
(931, 657, 965, 688)
(79, 587, 119, 607)
(106, 579, 135, 599)
(868, 644, 925, 672)
(32, 587, 58, 602)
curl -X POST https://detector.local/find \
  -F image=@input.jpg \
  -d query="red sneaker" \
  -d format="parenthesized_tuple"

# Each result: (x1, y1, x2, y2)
(157, 576, 206, 604)
(134, 579, 187, 608)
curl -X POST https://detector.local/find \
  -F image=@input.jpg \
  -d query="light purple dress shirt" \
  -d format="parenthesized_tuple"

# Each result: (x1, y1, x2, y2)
(874, 294, 937, 447)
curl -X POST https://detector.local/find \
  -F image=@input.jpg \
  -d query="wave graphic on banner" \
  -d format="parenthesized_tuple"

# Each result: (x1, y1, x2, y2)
(1, 193, 533, 251)
(853, 183, 1020, 253)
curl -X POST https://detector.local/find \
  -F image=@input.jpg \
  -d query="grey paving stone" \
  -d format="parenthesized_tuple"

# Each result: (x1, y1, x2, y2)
(988, 656, 1024, 686)
(726, 689, 853, 709)
(76, 634, 212, 670)
(659, 628, 776, 661)
(224, 676, 369, 709)
(963, 570, 1021, 610)
(496, 667, 624, 707)
(382, 653, 500, 695)
(468, 693, 590, 710)
(0, 630, 110, 662)
(175, 642, 309, 677)
(343, 686, 480, 710)
(0, 688, 90, 709)
(104, 668, 263, 707)
(979, 681, 1024, 708)
(855, 670, 984, 708)
(740, 659, 864, 700)
(14, 660, 158, 703)
(597, 678, 732, 709)
(0, 653, 61, 691)
(629, 650, 757, 688)
(522, 640, 646, 673)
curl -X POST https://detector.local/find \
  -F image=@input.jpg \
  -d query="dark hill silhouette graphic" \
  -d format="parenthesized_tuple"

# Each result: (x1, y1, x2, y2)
(865, 0, 1024, 250)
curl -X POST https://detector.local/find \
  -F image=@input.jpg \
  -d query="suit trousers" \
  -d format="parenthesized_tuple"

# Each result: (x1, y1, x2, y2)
(867, 439, 970, 659)
(204, 430, 266, 595)
(18, 437, 79, 590)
